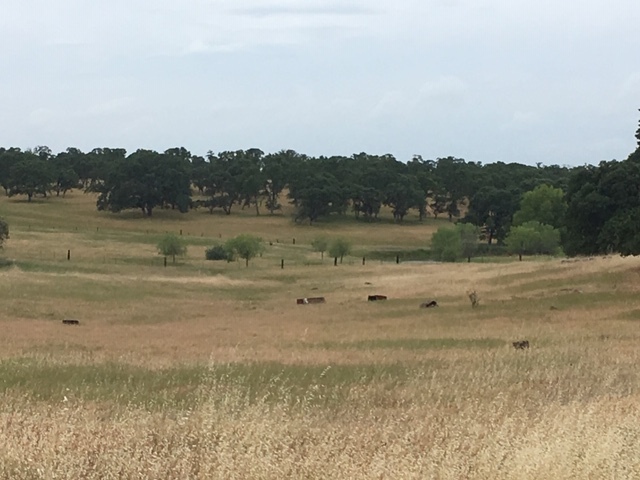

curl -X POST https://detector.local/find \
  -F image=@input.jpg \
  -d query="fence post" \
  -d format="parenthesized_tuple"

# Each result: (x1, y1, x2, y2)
(281, 259, 284, 269)
(362, 257, 365, 265)
(164, 256, 167, 267)
(396, 255, 400, 264)
(67, 250, 71, 261)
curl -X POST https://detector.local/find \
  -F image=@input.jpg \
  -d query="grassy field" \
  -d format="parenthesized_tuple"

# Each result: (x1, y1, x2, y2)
(1, 193, 640, 479)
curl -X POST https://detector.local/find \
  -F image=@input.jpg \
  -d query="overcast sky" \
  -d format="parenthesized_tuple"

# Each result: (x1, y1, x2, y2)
(1, 0, 639, 166)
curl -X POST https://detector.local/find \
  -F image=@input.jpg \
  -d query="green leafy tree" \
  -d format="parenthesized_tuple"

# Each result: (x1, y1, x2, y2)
(288, 171, 344, 224)
(384, 173, 424, 222)
(505, 221, 561, 260)
(157, 234, 187, 263)
(464, 186, 519, 244)
(96, 149, 191, 216)
(429, 223, 478, 262)
(225, 234, 264, 267)
(311, 236, 329, 260)
(458, 223, 480, 262)
(513, 184, 567, 229)
(0, 218, 8, 248)
(262, 150, 297, 214)
(8, 153, 54, 201)
(0, 148, 21, 195)
(636, 109, 640, 147)
(348, 154, 401, 221)
(200, 151, 245, 215)
(430, 227, 462, 262)
(328, 237, 352, 264)
(563, 153, 640, 256)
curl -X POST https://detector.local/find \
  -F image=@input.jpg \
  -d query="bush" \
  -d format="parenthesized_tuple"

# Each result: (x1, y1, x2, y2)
(0, 218, 8, 249)
(205, 244, 232, 261)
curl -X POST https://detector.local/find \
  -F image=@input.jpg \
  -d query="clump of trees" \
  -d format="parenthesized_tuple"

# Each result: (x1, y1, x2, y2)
(157, 234, 187, 263)
(3, 114, 640, 259)
(563, 145, 640, 256)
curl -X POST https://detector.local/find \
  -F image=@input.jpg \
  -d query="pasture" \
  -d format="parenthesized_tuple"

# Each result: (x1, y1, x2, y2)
(1, 193, 639, 479)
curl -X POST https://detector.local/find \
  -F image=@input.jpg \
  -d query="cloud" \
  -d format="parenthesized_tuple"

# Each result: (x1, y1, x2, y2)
(28, 108, 56, 127)
(619, 72, 640, 98)
(500, 111, 540, 131)
(419, 76, 468, 100)
(182, 40, 245, 55)
(230, 3, 376, 18)
(371, 91, 405, 118)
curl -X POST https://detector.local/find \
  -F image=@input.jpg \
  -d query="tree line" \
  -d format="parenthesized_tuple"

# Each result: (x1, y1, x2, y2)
(1, 113, 639, 258)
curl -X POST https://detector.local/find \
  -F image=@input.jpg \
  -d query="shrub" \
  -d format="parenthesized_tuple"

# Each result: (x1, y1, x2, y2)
(205, 244, 232, 262)
(0, 218, 8, 249)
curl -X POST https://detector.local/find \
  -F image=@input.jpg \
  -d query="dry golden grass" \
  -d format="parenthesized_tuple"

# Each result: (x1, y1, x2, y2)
(1, 193, 640, 478)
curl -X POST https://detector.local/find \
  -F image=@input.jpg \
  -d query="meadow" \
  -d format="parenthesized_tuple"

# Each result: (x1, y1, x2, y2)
(1, 193, 640, 479)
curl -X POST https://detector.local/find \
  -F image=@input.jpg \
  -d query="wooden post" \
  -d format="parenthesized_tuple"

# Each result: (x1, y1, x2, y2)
(281, 259, 284, 269)
(180, 229, 183, 236)
(334, 257, 338, 266)
(396, 255, 400, 264)
(362, 257, 366, 265)
(67, 250, 71, 261)
(293, 238, 296, 245)
(164, 256, 167, 267)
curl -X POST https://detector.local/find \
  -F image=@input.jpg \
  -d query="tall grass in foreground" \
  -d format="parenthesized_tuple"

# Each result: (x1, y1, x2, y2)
(1, 349, 640, 479)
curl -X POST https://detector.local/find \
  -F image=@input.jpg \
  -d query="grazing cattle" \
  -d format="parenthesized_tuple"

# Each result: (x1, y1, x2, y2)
(368, 295, 387, 301)
(512, 340, 530, 350)
(420, 300, 438, 308)
(297, 297, 326, 305)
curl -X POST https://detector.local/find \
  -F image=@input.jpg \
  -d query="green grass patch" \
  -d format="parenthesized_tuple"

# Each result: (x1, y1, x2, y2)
(0, 359, 206, 409)
(0, 359, 413, 409)
(364, 248, 433, 262)
(0, 257, 13, 269)
(315, 337, 506, 350)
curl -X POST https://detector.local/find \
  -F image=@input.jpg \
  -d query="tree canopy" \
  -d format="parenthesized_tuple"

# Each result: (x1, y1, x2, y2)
(563, 152, 640, 256)
(157, 234, 187, 263)
(505, 221, 561, 260)
(225, 234, 264, 267)
(513, 184, 567, 229)
(328, 237, 352, 264)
